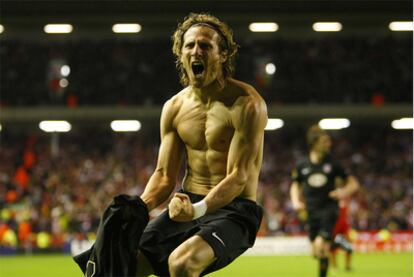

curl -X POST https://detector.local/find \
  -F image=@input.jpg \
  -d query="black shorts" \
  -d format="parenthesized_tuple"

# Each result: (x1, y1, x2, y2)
(139, 191, 263, 276)
(307, 208, 338, 242)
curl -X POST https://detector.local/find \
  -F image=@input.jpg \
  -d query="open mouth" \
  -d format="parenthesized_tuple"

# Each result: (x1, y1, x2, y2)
(191, 62, 205, 76)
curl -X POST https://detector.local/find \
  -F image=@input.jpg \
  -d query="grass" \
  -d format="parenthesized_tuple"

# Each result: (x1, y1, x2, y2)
(0, 252, 412, 277)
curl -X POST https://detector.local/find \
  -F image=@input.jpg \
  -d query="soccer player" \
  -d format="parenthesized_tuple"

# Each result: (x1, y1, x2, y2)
(290, 125, 359, 277)
(136, 13, 267, 276)
(331, 199, 354, 271)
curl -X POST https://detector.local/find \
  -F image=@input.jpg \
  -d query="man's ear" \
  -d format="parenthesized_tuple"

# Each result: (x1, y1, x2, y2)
(220, 50, 228, 63)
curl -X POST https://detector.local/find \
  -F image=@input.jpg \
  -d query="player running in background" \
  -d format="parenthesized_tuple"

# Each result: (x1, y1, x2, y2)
(331, 199, 354, 272)
(290, 125, 359, 277)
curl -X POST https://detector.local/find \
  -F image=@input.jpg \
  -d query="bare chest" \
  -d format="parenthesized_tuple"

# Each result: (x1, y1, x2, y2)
(175, 102, 234, 152)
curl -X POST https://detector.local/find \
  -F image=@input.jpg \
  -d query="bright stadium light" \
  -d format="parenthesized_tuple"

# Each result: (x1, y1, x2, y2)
(319, 118, 350, 130)
(265, 118, 284, 130)
(112, 23, 142, 33)
(249, 22, 278, 32)
(59, 78, 69, 88)
(0, 25, 4, 34)
(312, 22, 342, 32)
(391, 117, 414, 129)
(265, 63, 276, 75)
(44, 24, 73, 34)
(110, 120, 142, 132)
(39, 121, 71, 132)
(60, 65, 71, 76)
(389, 21, 413, 31)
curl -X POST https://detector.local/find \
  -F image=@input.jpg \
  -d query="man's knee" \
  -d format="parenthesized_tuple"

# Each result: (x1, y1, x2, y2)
(168, 236, 215, 276)
(313, 236, 330, 258)
(168, 246, 203, 276)
(169, 249, 193, 275)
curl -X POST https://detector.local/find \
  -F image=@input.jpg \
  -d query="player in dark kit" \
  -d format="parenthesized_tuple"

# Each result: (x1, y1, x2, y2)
(290, 125, 359, 277)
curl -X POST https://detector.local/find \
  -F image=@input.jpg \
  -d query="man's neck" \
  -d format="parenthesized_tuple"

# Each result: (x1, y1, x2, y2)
(192, 78, 227, 104)
(309, 150, 326, 164)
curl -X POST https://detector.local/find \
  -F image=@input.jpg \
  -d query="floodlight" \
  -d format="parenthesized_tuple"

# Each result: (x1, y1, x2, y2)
(265, 63, 276, 75)
(39, 121, 71, 132)
(389, 21, 413, 31)
(59, 78, 69, 88)
(249, 22, 278, 32)
(44, 24, 73, 34)
(319, 118, 350, 130)
(265, 118, 284, 130)
(110, 120, 141, 132)
(60, 65, 71, 77)
(312, 22, 342, 32)
(391, 118, 413, 129)
(112, 24, 142, 33)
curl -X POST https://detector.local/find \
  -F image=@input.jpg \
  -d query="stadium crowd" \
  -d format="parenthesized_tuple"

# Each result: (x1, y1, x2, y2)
(1, 35, 412, 107)
(0, 126, 411, 250)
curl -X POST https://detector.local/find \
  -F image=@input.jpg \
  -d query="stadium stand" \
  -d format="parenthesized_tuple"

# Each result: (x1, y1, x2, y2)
(0, 125, 411, 251)
(0, 36, 412, 106)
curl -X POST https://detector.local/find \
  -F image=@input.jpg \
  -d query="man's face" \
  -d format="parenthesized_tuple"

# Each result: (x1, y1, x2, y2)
(314, 134, 332, 154)
(180, 25, 226, 88)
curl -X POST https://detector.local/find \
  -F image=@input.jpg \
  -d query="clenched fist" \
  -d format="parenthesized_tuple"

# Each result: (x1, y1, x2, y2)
(168, 193, 194, 222)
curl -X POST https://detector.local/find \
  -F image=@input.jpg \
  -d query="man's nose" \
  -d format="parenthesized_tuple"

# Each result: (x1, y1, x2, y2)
(191, 44, 202, 56)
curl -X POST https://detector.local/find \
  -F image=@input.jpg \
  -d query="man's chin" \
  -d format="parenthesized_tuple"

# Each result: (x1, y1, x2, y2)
(189, 78, 205, 88)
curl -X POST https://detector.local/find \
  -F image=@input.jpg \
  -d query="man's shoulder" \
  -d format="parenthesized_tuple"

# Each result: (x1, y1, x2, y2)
(163, 88, 188, 109)
(296, 156, 311, 169)
(228, 79, 266, 114)
(323, 155, 343, 168)
(228, 78, 262, 100)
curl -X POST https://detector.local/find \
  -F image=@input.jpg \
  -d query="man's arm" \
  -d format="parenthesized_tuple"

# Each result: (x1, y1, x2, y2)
(203, 97, 267, 211)
(329, 175, 359, 200)
(140, 99, 184, 211)
(290, 181, 305, 211)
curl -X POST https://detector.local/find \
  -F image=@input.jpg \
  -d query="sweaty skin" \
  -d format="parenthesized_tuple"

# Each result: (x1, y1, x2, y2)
(140, 25, 267, 220)
(136, 22, 267, 277)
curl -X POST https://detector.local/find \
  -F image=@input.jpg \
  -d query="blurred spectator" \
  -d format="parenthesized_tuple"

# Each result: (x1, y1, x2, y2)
(0, 125, 411, 250)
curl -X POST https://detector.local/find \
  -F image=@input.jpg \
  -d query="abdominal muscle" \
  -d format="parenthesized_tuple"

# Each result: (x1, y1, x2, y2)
(182, 172, 258, 201)
(181, 148, 258, 201)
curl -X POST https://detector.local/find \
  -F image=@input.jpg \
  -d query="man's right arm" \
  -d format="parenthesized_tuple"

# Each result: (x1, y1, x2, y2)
(290, 181, 305, 211)
(140, 99, 184, 211)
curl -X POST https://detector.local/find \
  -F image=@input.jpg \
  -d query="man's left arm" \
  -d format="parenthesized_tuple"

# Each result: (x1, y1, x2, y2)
(203, 97, 268, 212)
(330, 175, 360, 200)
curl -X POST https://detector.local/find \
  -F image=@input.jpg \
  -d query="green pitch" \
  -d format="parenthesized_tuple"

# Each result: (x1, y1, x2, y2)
(0, 252, 412, 277)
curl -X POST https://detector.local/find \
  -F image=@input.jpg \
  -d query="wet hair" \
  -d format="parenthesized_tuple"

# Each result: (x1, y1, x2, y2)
(172, 13, 239, 86)
(307, 124, 328, 149)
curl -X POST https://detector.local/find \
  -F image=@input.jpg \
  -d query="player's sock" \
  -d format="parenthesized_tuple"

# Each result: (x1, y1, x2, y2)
(335, 234, 353, 253)
(345, 251, 352, 271)
(319, 257, 329, 277)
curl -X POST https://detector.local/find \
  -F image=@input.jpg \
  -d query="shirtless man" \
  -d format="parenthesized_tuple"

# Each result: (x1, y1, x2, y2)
(137, 13, 267, 276)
